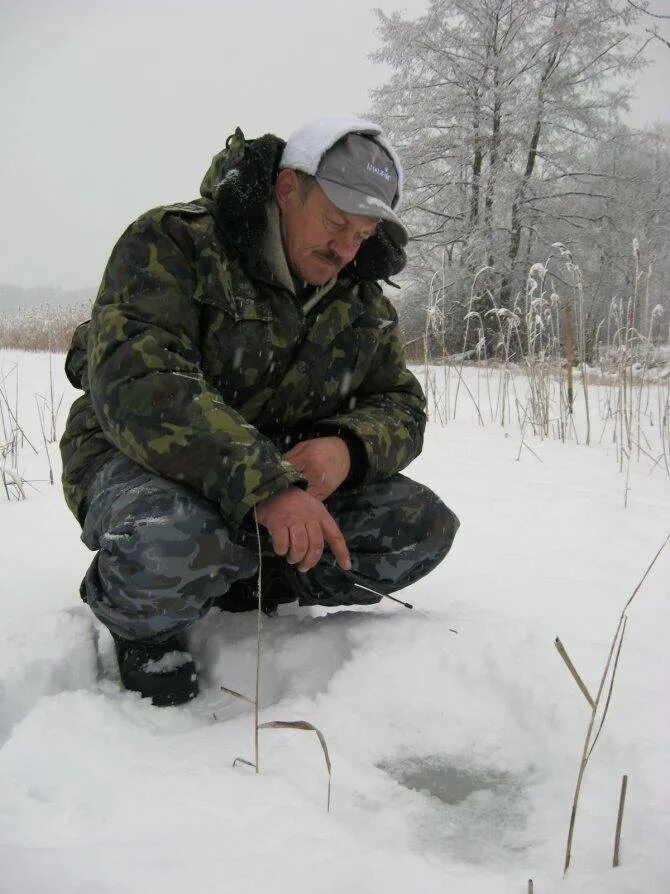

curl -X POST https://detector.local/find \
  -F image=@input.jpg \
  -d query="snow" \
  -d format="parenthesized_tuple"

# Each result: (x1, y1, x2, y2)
(1, 348, 669, 893)
(142, 651, 193, 674)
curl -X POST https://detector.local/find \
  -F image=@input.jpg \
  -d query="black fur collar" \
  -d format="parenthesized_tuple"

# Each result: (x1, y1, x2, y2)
(199, 128, 406, 283)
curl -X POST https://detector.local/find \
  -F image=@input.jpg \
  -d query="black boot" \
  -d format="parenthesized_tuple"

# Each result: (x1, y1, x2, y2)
(112, 633, 199, 706)
(217, 559, 296, 616)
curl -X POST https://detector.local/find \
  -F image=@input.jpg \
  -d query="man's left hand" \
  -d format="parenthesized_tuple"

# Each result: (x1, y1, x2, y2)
(283, 437, 350, 502)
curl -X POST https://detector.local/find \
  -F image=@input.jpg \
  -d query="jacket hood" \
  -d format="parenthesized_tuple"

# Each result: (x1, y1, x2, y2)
(199, 127, 406, 282)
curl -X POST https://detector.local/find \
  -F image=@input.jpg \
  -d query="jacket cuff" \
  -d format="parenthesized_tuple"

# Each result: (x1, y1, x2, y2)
(222, 460, 307, 527)
(312, 425, 368, 486)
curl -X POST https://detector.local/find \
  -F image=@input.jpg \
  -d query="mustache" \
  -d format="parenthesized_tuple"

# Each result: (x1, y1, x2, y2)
(315, 249, 344, 266)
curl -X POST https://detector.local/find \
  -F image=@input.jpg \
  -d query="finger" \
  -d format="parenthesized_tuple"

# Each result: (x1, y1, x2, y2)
(286, 523, 309, 566)
(321, 511, 351, 571)
(298, 520, 325, 573)
(284, 442, 306, 463)
(270, 525, 290, 557)
(283, 452, 306, 473)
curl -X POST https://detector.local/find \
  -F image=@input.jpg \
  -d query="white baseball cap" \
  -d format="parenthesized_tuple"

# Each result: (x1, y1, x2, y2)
(280, 117, 408, 246)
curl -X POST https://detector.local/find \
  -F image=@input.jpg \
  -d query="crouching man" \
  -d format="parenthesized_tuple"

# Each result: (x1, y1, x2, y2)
(60, 117, 459, 706)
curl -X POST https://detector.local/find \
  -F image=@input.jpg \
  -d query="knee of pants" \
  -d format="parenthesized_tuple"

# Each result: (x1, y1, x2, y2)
(426, 492, 460, 561)
(96, 487, 256, 609)
(379, 478, 459, 559)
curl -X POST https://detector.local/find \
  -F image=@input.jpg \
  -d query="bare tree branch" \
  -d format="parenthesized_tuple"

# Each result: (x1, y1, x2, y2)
(626, 0, 670, 20)
(646, 26, 670, 49)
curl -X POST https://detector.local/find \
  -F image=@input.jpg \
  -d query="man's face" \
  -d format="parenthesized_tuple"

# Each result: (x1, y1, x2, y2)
(275, 169, 378, 285)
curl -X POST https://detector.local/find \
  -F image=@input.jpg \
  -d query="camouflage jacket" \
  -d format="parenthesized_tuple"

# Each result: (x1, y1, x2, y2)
(60, 129, 426, 527)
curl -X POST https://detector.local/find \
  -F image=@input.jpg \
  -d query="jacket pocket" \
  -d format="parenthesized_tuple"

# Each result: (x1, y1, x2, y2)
(193, 265, 274, 399)
(193, 252, 272, 321)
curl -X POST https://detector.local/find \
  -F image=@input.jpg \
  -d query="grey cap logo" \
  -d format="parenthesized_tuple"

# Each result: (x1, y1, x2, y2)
(367, 162, 392, 182)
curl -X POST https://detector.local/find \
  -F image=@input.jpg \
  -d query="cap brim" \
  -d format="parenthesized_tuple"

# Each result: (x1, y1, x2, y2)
(317, 177, 408, 247)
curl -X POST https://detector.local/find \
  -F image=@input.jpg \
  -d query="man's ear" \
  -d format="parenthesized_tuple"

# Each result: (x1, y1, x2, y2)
(275, 168, 299, 212)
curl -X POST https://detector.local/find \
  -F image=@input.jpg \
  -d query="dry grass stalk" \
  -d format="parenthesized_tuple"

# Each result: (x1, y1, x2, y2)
(613, 774, 628, 868)
(258, 720, 332, 812)
(1, 364, 34, 500)
(586, 618, 628, 761)
(224, 509, 333, 810)
(554, 638, 594, 708)
(35, 396, 54, 486)
(0, 366, 39, 458)
(565, 257, 591, 446)
(2, 467, 26, 501)
(453, 267, 492, 423)
(564, 302, 574, 413)
(220, 686, 254, 705)
(558, 534, 669, 874)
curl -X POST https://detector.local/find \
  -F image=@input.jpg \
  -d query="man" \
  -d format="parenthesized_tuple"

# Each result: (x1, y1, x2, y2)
(60, 117, 459, 707)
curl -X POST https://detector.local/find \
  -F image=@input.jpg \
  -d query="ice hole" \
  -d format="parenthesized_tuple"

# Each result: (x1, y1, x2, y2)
(382, 755, 515, 805)
(379, 754, 532, 864)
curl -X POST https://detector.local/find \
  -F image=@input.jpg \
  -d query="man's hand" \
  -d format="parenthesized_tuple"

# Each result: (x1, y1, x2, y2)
(283, 436, 351, 502)
(255, 487, 351, 573)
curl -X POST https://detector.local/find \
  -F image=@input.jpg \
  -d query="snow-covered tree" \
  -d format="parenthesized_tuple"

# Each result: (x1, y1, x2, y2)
(370, 0, 650, 351)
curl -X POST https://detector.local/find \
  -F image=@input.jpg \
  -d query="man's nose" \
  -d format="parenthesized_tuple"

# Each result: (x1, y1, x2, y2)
(329, 231, 359, 263)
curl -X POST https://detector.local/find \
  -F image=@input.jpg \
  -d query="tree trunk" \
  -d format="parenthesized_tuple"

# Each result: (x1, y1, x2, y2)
(499, 0, 567, 308)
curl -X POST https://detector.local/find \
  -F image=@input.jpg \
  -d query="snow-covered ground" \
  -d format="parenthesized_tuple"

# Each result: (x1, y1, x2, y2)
(1, 349, 668, 894)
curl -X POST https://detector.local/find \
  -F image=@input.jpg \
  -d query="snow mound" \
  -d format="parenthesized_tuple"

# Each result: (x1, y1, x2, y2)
(0, 607, 99, 744)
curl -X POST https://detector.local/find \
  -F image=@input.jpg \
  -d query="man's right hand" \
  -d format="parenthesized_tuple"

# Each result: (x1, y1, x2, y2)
(255, 487, 351, 574)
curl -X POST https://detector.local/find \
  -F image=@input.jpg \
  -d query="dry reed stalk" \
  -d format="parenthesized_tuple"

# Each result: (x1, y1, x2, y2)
(0, 365, 32, 500)
(35, 397, 54, 486)
(0, 377, 39, 456)
(554, 638, 594, 708)
(623, 447, 632, 508)
(423, 272, 447, 425)
(452, 362, 485, 426)
(1, 467, 26, 500)
(613, 774, 628, 868)
(258, 720, 332, 811)
(558, 534, 669, 874)
(454, 267, 492, 420)
(564, 302, 574, 413)
(220, 686, 254, 704)
(658, 374, 670, 474)
(225, 509, 333, 810)
(575, 268, 591, 446)
(586, 617, 628, 761)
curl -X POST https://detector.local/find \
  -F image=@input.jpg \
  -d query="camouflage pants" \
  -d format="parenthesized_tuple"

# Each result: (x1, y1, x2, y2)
(80, 454, 459, 643)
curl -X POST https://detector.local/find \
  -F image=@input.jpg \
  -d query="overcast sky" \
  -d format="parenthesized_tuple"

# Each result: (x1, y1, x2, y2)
(2, 0, 668, 290)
